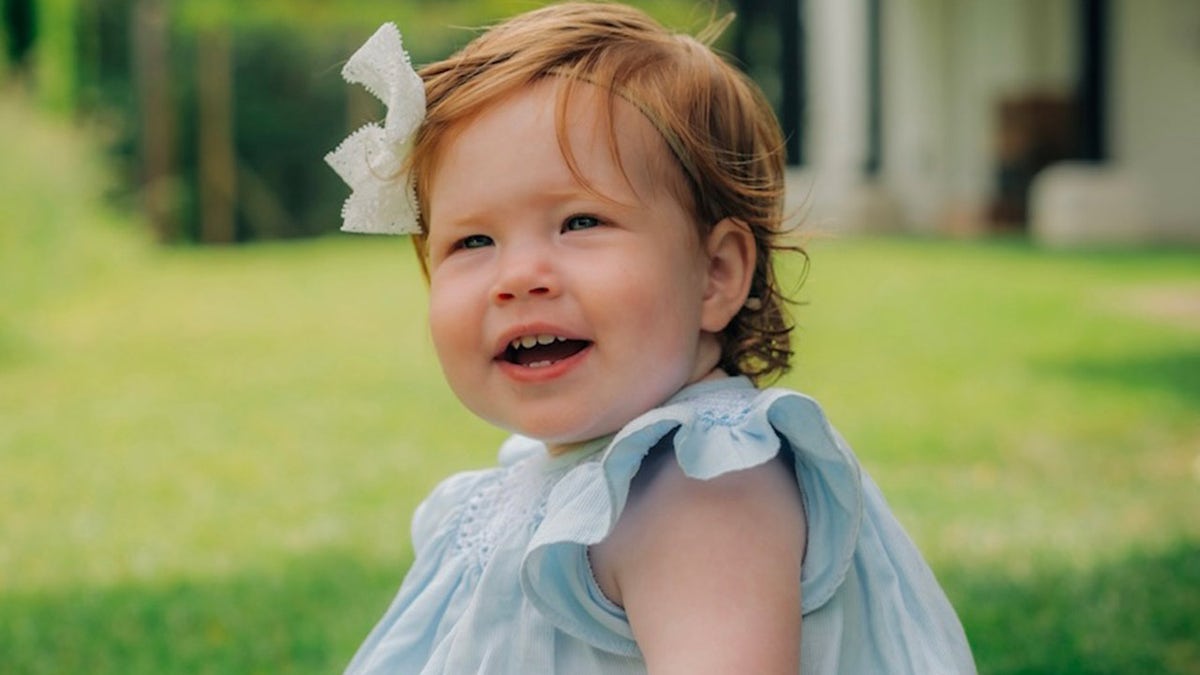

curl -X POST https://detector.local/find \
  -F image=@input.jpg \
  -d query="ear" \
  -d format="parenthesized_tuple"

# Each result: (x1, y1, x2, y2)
(700, 217, 756, 333)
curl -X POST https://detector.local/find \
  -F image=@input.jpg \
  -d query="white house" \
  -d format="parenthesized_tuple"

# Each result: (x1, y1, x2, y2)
(785, 0, 1200, 246)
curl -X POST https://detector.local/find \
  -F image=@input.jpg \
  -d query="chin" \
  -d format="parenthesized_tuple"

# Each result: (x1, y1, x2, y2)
(519, 425, 598, 447)
(509, 416, 614, 448)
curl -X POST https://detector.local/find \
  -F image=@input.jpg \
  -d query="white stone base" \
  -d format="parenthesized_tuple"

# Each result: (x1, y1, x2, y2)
(1029, 162, 1149, 247)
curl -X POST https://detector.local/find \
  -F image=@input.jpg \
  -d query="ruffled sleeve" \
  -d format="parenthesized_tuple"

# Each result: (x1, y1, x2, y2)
(519, 378, 864, 655)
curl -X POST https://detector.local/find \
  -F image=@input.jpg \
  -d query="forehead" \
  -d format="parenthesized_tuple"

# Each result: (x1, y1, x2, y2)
(428, 78, 686, 212)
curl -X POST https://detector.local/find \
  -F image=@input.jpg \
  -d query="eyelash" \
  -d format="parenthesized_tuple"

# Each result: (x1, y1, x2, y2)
(563, 214, 603, 231)
(448, 214, 603, 253)
(457, 234, 493, 250)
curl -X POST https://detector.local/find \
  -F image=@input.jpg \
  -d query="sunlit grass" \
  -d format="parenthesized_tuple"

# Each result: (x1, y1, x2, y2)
(2, 90, 1198, 673)
(1, 238, 499, 590)
(785, 238, 1200, 572)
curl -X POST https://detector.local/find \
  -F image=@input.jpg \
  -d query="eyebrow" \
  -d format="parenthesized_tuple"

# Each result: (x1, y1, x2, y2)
(435, 180, 645, 229)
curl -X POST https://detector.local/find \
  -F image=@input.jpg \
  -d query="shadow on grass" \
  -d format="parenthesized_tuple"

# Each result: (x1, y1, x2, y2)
(2, 544, 1197, 674)
(1045, 349, 1200, 408)
(0, 552, 406, 675)
(945, 541, 1200, 675)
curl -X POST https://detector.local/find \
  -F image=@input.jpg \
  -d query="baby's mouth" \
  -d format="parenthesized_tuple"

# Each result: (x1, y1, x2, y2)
(503, 334, 591, 368)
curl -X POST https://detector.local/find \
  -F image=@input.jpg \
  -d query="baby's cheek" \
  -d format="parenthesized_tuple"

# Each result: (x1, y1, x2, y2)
(427, 294, 470, 363)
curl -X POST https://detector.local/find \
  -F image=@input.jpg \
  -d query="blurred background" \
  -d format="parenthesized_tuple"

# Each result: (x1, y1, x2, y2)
(1, 0, 1197, 673)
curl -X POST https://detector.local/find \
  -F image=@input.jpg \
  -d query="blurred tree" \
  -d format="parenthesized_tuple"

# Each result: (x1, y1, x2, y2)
(130, 0, 177, 242)
(2, 0, 35, 72)
(196, 24, 235, 244)
(31, 0, 733, 244)
(31, 0, 76, 111)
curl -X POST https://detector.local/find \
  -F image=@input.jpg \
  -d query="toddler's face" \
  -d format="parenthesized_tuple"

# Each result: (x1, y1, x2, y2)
(423, 80, 723, 451)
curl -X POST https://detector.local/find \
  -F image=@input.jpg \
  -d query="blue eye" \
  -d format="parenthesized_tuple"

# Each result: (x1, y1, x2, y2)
(460, 234, 494, 249)
(563, 215, 601, 232)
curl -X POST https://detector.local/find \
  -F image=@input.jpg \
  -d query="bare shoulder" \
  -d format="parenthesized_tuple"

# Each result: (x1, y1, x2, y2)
(590, 444, 808, 604)
(589, 442, 807, 673)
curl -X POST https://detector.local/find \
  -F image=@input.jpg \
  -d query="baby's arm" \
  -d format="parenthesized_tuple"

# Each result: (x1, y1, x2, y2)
(589, 448, 807, 674)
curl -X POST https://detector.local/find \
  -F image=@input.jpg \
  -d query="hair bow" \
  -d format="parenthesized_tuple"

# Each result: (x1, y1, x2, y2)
(325, 23, 425, 235)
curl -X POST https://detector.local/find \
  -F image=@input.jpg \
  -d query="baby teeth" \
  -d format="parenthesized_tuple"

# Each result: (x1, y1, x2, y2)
(510, 334, 567, 350)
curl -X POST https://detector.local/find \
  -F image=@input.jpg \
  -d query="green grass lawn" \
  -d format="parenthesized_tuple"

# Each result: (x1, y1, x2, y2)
(2, 90, 1198, 674)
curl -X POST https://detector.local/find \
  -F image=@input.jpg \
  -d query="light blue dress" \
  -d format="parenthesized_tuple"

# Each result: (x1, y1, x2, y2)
(345, 377, 977, 674)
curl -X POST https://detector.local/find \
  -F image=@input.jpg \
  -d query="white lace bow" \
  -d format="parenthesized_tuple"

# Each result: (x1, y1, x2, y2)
(325, 23, 425, 235)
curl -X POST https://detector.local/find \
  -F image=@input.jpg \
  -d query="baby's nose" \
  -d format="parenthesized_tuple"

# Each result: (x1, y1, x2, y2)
(492, 248, 559, 302)
(496, 284, 552, 301)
